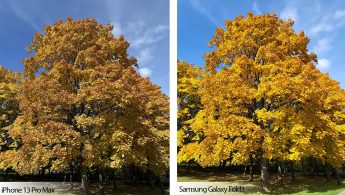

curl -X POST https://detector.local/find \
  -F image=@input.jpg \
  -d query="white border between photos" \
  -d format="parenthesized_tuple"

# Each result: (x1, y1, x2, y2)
(170, 0, 178, 194)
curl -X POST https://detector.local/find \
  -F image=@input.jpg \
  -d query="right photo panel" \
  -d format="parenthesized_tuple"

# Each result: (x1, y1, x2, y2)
(177, 0, 345, 194)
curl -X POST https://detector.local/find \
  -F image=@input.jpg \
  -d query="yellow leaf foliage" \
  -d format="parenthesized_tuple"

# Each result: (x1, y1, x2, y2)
(177, 61, 202, 154)
(178, 13, 345, 168)
(0, 66, 21, 171)
(2, 17, 169, 176)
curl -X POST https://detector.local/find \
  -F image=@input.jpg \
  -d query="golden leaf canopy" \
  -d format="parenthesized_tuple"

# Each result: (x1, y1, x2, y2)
(178, 13, 345, 168)
(0, 17, 169, 176)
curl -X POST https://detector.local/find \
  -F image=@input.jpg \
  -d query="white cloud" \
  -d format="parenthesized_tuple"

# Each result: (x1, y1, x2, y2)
(131, 24, 169, 48)
(108, 19, 168, 68)
(137, 48, 154, 65)
(109, 19, 168, 49)
(111, 21, 123, 37)
(334, 10, 345, 19)
(280, 7, 299, 22)
(309, 9, 345, 36)
(8, 1, 40, 31)
(138, 67, 152, 77)
(310, 22, 333, 36)
(306, 8, 345, 74)
(188, 0, 221, 26)
(313, 38, 332, 54)
(105, 0, 168, 75)
(126, 19, 145, 33)
(317, 58, 331, 69)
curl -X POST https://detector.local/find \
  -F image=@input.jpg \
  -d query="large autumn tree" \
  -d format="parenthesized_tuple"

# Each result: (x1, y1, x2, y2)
(1, 17, 169, 190)
(178, 13, 345, 189)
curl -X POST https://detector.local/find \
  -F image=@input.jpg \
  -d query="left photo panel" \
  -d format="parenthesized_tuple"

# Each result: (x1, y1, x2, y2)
(0, 0, 170, 194)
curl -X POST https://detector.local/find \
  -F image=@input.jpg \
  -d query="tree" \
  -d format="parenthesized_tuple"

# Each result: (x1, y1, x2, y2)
(4, 17, 169, 191)
(177, 61, 202, 150)
(0, 66, 21, 176)
(0, 66, 20, 129)
(178, 13, 345, 190)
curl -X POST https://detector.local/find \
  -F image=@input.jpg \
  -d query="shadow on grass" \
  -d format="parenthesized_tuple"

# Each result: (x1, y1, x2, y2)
(178, 168, 345, 194)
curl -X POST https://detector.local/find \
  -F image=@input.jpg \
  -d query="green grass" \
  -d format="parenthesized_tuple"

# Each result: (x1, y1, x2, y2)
(268, 177, 345, 195)
(178, 168, 345, 194)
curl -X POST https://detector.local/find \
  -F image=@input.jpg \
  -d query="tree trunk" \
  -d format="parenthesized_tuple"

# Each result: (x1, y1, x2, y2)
(335, 169, 341, 185)
(325, 163, 330, 181)
(133, 166, 138, 184)
(301, 159, 306, 176)
(4, 169, 9, 181)
(123, 167, 128, 184)
(310, 157, 315, 178)
(157, 177, 164, 194)
(222, 160, 226, 169)
(277, 161, 283, 187)
(69, 165, 73, 190)
(291, 161, 295, 182)
(81, 167, 88, 195)
(99, 169, 103, 189)
(112, 170, 116, 189)
(282, 161, 286, 177)
(249, 165, 253, 181)
(249, 156, 254, 182)
(105, 171, 109, 182)
(261, 158, 268, 191)
(186, 162, 191, 174)
(148, 171, 154, 190)
(243, 166, 247, 176)
(63, 174, 67, 185)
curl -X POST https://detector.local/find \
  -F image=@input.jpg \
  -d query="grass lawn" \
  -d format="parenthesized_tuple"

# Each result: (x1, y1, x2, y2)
(178, 168, 345, 194)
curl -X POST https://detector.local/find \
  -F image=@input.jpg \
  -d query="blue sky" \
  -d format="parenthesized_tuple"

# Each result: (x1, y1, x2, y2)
(178, 0, 345, 89)
(0, 0, 169, 94)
